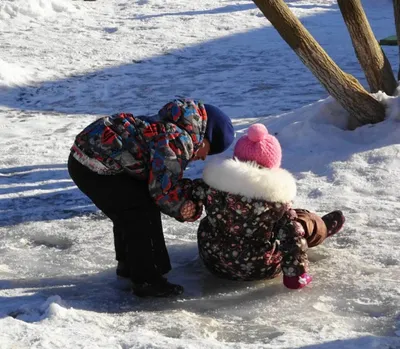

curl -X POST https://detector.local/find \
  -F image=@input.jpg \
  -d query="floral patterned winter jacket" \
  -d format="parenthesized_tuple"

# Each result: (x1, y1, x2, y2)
(70, 98, 206, 221)
(192, 158, 310, 285)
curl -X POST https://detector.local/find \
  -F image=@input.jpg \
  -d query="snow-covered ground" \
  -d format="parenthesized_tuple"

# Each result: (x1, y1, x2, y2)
(0, 0, 399, 348)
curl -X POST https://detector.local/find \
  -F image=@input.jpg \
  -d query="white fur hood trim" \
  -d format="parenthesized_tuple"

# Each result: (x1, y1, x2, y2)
(203, 158, 297, 203)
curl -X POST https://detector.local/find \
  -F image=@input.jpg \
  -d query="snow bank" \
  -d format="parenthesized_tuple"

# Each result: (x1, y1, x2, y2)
(0, 59, 36, 87)
(0, 0, 78, 20)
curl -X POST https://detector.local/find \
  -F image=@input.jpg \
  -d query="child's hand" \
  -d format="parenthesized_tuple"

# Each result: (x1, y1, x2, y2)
(180, 200, 197, 220)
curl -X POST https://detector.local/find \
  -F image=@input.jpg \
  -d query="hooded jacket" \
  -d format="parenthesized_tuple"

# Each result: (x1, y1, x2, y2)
(70, 98, 206, 221)
(191, 158, 310, 282)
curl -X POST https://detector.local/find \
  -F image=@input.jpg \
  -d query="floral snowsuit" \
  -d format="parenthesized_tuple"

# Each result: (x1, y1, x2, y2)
(192, 158, 310, 282)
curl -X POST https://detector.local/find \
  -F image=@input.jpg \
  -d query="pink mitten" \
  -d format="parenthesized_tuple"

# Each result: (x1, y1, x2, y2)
(283, 273, 312, 289)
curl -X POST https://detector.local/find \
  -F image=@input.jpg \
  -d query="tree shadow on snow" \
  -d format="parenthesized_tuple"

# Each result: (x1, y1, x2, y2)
(0, 3, 375, 121)
(134, 3, 255, 20)
(0, 163, 97, 226)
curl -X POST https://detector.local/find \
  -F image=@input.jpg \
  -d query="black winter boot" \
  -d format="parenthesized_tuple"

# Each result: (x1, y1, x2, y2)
(322, 210, 345, 237)
(132, 277, 184, 298)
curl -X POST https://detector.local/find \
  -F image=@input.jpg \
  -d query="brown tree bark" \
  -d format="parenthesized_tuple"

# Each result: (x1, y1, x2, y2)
(338, 0, 397, 95)
(393, 0, 400, 80)
(252, 0, 386, 127)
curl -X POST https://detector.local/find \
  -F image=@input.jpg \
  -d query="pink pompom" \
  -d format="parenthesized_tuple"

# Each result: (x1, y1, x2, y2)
(233, 122, 281, 169)
(247, 124, 268, 142)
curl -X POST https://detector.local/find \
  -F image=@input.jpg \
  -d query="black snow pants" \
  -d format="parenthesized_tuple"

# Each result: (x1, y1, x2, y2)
(67, 154, 171, 283)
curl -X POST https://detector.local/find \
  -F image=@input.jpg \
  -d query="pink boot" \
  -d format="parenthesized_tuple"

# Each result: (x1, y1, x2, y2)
(283, 273, 312, 289)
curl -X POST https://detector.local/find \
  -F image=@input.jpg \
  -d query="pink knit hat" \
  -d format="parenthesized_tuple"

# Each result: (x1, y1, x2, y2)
(233, 124, 282, 169)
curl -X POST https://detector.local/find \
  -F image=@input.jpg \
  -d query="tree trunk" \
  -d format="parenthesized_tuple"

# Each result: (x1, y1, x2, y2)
(338, 0, 397, 95)
(393, 0, 400, 80)
(252, 0, 386, 126)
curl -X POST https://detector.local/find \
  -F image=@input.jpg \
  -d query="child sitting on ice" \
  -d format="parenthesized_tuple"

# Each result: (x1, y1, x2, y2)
(186, 123, 345, 289)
